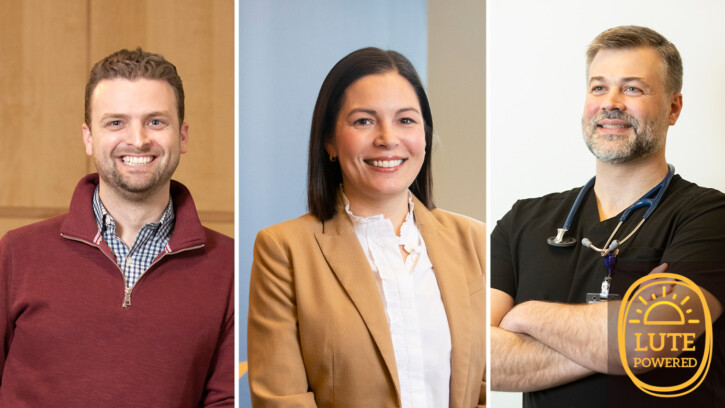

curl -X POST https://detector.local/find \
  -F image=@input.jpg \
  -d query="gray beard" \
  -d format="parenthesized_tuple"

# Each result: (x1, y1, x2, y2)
(582, 110, 667, 164)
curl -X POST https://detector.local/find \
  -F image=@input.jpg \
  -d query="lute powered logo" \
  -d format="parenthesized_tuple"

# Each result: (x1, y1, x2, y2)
(618, 273, 714, 397)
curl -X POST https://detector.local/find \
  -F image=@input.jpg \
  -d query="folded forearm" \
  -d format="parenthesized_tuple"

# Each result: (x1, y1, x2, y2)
(491, 326, 594, 392)
(500, 301, 624, 374)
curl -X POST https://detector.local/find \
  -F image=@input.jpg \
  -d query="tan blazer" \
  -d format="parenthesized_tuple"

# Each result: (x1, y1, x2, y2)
(248, 197, 486, 407)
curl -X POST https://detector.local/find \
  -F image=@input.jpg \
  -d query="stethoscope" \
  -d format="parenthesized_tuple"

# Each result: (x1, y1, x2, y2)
(546, 164, 675, 299)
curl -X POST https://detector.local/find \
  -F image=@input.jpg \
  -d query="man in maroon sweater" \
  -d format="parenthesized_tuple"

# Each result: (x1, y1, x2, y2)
(0, 48, 234, 406)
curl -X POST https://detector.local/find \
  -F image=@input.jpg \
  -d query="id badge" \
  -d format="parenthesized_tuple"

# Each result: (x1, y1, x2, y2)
(586, 292, 621, 303)
(586, 277, 620, 303)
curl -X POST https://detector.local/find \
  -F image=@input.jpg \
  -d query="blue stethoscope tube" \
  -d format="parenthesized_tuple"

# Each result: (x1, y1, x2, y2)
(547, 164, 675, 254)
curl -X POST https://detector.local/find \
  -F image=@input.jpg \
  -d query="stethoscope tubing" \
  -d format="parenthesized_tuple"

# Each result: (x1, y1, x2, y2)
(548, 164, 675, 252)
(563, 177, 596, 232)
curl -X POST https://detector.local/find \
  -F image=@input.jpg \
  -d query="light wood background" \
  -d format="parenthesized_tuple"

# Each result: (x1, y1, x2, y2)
(428, 0, 486, 222)
(0, 0, 234, 237)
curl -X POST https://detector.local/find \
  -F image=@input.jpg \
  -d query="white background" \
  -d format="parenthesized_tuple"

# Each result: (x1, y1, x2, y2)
(488, 1, 725, 406)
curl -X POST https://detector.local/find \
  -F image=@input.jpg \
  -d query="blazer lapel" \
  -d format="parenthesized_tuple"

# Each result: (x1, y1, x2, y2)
(314, 208, 401, 401)
(414, 200, 472, 408)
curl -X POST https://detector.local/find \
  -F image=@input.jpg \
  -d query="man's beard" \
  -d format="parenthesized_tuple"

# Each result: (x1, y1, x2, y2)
(94, 154, 179, 201)
(582, 110, 668, 164)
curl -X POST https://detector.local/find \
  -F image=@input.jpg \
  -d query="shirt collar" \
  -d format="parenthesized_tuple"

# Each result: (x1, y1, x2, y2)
(92, 185, 175, 237)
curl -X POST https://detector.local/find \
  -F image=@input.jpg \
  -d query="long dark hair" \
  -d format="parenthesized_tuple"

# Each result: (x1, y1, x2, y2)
(307, 47, 435, 221)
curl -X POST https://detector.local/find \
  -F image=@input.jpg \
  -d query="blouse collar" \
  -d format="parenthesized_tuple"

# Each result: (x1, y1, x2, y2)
(342, 191, 421, 254)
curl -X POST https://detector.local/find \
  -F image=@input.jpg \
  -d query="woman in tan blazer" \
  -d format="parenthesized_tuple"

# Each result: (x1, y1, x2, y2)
(248, 48, 485, 407)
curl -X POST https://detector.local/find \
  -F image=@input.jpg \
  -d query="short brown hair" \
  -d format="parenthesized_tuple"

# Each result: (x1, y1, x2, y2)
(307, 47, 435, 221)
(586, 25, 682, 94)
(84, 47, 184, 127)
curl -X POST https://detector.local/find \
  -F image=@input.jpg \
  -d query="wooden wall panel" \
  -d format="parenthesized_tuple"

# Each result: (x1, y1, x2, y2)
(1, 0, 234, 237)
(0, 0, 89, 210)
(0, 218, 50, 237)
(204, 222, 233, 239)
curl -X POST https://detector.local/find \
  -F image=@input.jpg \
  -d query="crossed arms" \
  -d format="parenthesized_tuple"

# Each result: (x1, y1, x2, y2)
(490, 264, 723, 392)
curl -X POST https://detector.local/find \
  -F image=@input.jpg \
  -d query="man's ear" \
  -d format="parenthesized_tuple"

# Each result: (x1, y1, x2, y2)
(82, 123, 93, 156)
(180, 122, 189, 154)
(668, 93, 683, 126)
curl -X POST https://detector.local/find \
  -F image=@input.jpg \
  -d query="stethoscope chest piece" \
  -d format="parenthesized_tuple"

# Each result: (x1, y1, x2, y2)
(547, 228, 577, 247)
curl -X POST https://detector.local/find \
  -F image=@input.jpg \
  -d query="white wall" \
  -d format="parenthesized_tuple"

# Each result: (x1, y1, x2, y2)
(488, 1, 725, 406)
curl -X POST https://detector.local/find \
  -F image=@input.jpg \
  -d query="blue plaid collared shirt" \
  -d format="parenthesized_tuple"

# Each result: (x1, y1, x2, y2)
(92, 187, 175, 288)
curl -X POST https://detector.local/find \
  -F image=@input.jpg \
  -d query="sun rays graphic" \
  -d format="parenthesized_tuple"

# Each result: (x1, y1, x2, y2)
(627, 285, 701, 325)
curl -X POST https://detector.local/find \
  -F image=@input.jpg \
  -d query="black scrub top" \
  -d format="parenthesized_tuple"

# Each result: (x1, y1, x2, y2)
(492, 175, 725, 408)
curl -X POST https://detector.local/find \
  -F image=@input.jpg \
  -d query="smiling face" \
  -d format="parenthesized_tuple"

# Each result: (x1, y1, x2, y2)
(82, 78, 188, 201)
(326, 72, 426, 210)
(582, 47, 682, 164)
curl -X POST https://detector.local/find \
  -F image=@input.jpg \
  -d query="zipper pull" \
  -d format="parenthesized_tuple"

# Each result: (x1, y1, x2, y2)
(123, 287, 132, 308)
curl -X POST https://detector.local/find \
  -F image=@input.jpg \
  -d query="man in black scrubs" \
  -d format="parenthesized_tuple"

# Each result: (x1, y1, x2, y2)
(491, 25, 725, 407)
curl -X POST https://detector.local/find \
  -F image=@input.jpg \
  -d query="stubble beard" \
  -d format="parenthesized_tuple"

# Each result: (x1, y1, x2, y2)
(94, 153, 180, 202)
(582, 110, 668, 164)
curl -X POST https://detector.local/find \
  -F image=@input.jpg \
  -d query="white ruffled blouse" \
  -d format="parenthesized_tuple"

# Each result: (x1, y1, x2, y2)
(344, 193, 451, 408)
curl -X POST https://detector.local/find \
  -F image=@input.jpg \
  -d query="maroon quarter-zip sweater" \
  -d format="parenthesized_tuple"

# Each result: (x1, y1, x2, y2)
(0, 174, 234, 407)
